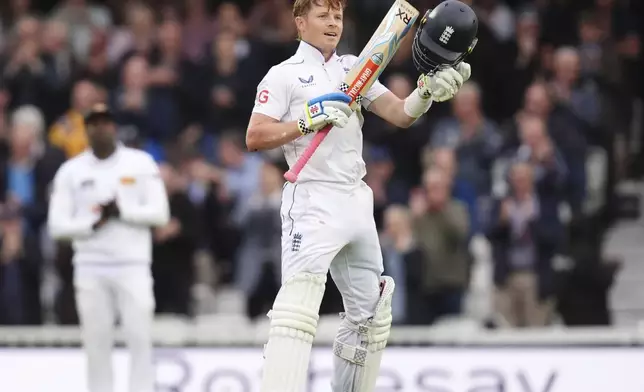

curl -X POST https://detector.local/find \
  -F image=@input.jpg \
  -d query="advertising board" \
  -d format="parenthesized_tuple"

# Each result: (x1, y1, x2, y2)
(0, 347, 642, 391)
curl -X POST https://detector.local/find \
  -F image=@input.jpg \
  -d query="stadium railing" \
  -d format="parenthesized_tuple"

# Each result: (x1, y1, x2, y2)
(0, 320, 643, 346)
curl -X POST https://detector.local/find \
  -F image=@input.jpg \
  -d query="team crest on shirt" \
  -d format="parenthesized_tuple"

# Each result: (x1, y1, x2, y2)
(120, 176, 136, 185)
(292, 233, 303, 252)
(298, 75, 315, 87)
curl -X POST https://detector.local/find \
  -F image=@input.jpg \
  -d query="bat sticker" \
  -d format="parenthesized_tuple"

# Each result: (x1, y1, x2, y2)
(347, 58, 380, 98)
(371, 53, 384, 65)
(396, 8, 412, 24)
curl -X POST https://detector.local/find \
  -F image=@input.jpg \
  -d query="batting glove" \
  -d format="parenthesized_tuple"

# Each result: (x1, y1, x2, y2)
(416, 63, 469, 102)
(456, 62, 471, 82)
(297, 92, 353, 135)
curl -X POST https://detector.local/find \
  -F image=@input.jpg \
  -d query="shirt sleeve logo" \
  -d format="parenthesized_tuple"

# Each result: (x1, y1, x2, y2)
(257, 89, 269, 104)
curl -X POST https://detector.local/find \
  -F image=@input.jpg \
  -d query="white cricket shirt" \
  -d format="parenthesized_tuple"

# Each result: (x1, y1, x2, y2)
(252, 41, 389, 184)
(47, 146, 170, 265)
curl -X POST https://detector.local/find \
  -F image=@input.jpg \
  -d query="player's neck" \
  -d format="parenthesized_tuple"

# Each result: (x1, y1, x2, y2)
(318, 44, 336, 62)
(92, 144, 117, 160)
(301, 39, 335, 62)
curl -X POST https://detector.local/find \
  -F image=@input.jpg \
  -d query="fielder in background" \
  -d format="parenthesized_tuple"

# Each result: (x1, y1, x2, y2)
(47, 103, 170, 392)
(246, 0, 478, 391)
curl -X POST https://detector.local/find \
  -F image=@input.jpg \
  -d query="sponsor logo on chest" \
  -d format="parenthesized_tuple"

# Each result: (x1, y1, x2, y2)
(298, 75, 316, 87)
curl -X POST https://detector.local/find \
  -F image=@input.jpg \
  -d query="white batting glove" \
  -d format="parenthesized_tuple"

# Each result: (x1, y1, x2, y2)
(456, 62, 471, 82)
(297, 92, 353, 135)
(416, 63, 469, 102)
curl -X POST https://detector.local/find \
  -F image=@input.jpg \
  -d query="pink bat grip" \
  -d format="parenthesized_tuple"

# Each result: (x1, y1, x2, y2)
(283, 124, 333, 183)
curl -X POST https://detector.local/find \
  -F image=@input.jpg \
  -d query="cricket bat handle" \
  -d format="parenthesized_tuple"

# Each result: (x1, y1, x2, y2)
(283, 124, 332, 183)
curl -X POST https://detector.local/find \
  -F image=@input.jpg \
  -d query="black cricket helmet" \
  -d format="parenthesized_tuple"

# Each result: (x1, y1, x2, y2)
(412, 0, 478, 74)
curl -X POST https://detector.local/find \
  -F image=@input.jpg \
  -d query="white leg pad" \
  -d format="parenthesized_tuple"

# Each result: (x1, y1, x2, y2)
(260, 272, 327, 392)
(332, 276, 394, 392)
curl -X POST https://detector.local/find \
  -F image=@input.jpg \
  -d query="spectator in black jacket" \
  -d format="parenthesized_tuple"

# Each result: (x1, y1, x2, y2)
(39, 19, 78, 125)
(152, 163, 199, 317)
(204, 30, 260, 133)
(0, 205, 43, 325)
(513, 115, 569, 222)
(430, 82, 503, 199)
(111, 55, 181, 152)
(503, 83, 587, 215)
(487, 162, 561, 327)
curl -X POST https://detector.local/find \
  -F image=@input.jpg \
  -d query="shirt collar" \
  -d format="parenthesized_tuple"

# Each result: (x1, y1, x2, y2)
(296, 40, 339, 64)
(88, 142, 124, 164)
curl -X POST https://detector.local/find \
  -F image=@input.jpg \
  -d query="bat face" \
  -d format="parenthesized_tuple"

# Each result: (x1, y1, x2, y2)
(341, 0, 419, 110)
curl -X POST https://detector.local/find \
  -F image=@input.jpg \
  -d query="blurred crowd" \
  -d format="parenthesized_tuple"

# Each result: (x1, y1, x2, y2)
(0, 0, 639, 329)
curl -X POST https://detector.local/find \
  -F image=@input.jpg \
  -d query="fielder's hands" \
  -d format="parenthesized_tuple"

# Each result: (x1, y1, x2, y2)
(417, 62, 471, 102)
(92, 200, 120, 230)
(297, 92, 352, 135)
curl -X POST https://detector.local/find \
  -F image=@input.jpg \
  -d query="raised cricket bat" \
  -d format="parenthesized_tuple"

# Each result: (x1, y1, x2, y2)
(284, 0, 419, 183)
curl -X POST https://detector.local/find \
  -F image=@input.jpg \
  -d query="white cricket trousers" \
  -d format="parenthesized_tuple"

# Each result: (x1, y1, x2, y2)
(74, 263, 155, 392)
(280, 180, 384, 328)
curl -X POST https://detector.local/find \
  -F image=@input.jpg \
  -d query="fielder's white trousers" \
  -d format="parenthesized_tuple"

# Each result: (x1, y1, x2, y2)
(280, 180, 383, 328)
(74, 263, 155, 392)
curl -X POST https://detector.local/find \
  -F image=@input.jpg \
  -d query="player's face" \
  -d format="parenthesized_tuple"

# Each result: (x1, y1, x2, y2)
(299, 3, 343, 53)
(87, 118, 117, 149)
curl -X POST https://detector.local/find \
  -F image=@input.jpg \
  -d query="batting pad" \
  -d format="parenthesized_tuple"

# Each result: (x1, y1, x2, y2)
(332, 276, 395, 392)
(260, 272, 327, 392)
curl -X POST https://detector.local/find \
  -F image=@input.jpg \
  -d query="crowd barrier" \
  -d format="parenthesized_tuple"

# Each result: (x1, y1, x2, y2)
(1, 323, 644, 345)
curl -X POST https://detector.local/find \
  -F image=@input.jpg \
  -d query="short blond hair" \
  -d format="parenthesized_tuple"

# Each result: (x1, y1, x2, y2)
(293, 0, 347, 17)
(12, 105, 45, 136)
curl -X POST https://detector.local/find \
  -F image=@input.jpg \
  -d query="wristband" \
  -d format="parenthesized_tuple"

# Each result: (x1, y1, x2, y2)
(297, 118, 315, 135)
(403, 88, 433, 118)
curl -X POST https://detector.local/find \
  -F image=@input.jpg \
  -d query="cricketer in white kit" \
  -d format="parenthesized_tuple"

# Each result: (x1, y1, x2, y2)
(246, 0, 470, 392)
(47, 103, 170, 392)
(246, 0, 471, 391)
